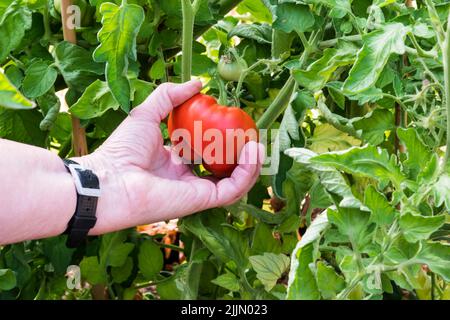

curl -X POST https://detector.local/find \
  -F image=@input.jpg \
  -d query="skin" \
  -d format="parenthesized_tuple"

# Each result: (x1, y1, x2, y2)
(0, 80, 265, 245)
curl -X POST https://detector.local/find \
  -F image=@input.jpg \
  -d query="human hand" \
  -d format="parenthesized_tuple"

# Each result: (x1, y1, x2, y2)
(74, 80, 265, 234)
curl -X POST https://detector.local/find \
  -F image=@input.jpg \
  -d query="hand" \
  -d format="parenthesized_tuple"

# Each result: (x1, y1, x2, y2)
(74, 80, 265, 234)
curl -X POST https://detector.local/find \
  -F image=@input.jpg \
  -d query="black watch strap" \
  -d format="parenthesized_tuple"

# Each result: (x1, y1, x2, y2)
(63, 159, 100, 248)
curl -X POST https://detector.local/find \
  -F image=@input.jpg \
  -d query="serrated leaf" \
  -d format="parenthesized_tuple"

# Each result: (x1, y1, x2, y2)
(149, 58, 165, 80)
(70, 80, 119, 119)
(0, 108, 46, 146)
(138, 240, 163, 280)
(327, 207, 371, 249)
(228, 23, 271, 44)
(211, 272, 241, 292)
(397, 128, 432, 180)
(287, 243, 320, 300)
(285, 148, 363, 208)
(22, 61, 58, 99)
(93, 2, 145, 111)
(309, 123, 361, 154)
(431, 173, 450, 211)
(273, 3, 315, 33)
(352, 108, 394, 145)
(250, 253, 290, 292)
(316, 261, 345, 299)
(0, 2, 32, 63)
(293, 47, 355, 92)
(54, 41, 104, 93)
(399, 212, 446, 243)
(364, 185, 396, 225)
(310, 145, 406, 188)
(343, 23, 408, 94)
(414, 242, 450, 282)
(0, 71, 35, 109)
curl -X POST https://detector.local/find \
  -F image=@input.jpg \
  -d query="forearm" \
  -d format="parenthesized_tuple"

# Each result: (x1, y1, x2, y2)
(0, 139, 77, 245)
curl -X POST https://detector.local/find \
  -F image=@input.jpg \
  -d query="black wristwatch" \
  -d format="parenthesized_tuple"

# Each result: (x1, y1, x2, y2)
(63, 159, 100, 248)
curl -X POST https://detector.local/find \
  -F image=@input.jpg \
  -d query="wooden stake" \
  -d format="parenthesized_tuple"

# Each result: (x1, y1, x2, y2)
(60, 0, 88, 156)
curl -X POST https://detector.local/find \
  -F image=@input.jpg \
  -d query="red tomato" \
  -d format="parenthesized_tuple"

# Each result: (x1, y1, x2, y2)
(168, 94, 258, 178)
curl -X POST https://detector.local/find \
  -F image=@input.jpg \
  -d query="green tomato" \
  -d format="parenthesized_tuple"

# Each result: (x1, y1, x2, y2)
(217, 54, 247, 82)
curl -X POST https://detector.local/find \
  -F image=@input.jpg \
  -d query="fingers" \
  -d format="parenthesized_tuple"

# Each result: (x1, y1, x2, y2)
(212, 141, 265, 207)
(131, 80, 202, 123)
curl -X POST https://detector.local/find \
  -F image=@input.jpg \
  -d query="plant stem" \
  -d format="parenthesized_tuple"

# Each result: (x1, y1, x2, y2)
(181, 0, 199, 82)
(256, 76, 296, 129)
(444, 10, 450, 165)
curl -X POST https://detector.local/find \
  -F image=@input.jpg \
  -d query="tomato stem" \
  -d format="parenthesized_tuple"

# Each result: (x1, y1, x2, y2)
(180, 0, 200, 82)
(257, 31, 321, 129)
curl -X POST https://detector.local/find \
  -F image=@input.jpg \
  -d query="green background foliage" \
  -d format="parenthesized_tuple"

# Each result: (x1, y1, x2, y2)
(0, 0, 449, 300)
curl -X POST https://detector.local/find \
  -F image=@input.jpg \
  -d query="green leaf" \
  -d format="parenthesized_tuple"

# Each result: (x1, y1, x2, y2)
(251, 223, 282, 255)
(415, 242, 450, 282)
(228, 23, 272, 44)
(99, 231, 134, 267)
(397, 128, 432, 180)
(93, 2, 145, 111)
(0, 71, 35, 109)
(211, 272, 241, 292)
(311, 145, 406, 188)
(42, 236, 75, 275)
(249, 253, 290, 292)
(22, 61, 58, 99)
(309, 123, 361, 154)
(364, 185, 396, 225)
(180, 211, 250, 269)
(131, 79, 155, 107)
(149, 58, 165, 80)
(399, 212, 446, 243)
(0, 108, 46, 147)
(4, 65, 23, 88)
(327, 207, 371, 249)
(285, 148, 363, 208)
(293, 47, 355, 92)
(352, 109, 394, 146)
(273, 3, 315, 34)
(69, 80, 120, 119)
(0, 269, 16, 291)
(305, 0, 351, 19)
(343, 23, 408, 94)
(431, 172, 450, 211)
(316, 261, 345, 299)
(80, 256, 107, 285)
(0, 2, 32, 63)
(236, 0, 272, 23)
(286, 211, 328, 299)
(54, 41, 104, 93)
(287, 243, 320, 300)
(111, 257, 133, 284)
(138, 240, 163, 280)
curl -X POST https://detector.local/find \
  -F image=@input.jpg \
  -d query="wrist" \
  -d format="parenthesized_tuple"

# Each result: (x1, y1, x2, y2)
(70, 153, 130, 235)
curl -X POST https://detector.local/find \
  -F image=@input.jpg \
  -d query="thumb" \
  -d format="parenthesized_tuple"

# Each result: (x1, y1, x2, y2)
(131, 80, 202, 123)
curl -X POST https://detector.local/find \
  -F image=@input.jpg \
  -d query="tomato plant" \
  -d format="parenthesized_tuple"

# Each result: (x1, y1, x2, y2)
(0, 0, 449, 300)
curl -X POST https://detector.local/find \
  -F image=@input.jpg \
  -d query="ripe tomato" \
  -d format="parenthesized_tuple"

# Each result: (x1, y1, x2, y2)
(168, 94, 258, 178)
(217, 54, 247, 82)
